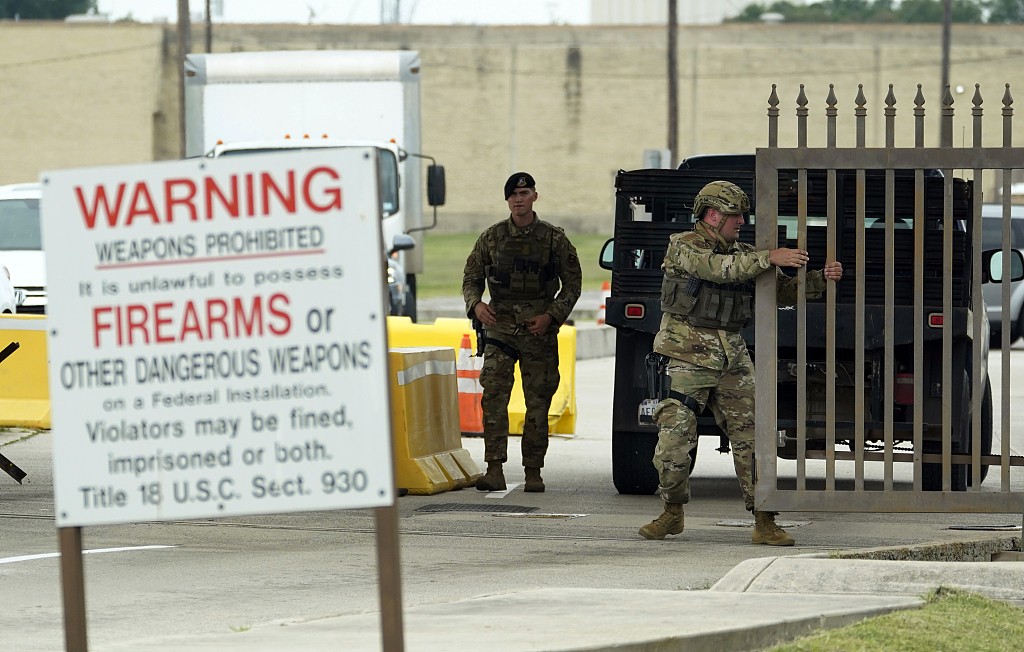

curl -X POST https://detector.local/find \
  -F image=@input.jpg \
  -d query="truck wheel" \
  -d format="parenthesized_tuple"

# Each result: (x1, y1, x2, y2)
(612, 430, 659, 495)
(923, 371, 970, 491)
(1014, 304, 1024, 344)
(403, 289, 417, 322)
(990, 327, 1002, 349)
(403, 275, 418, 322)
(611, 430, 696, 495)
(968, 380, 993, 486)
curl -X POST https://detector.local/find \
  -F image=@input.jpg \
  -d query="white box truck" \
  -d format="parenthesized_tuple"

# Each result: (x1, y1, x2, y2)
(183, 49, 445, 320)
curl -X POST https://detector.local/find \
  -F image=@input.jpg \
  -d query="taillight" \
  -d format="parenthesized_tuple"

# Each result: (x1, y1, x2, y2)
(927, 313, 943, 328)
(625, 304, 645, 319)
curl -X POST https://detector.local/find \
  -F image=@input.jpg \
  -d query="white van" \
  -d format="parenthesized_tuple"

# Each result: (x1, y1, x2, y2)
(0, 183, 45, 313)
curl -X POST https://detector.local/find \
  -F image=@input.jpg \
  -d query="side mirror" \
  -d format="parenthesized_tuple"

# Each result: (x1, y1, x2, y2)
(427, 164, 446, 207)
(389, 233, 416, 256)
(982, 249, 1024, 284)
(598, 238, 615, 271)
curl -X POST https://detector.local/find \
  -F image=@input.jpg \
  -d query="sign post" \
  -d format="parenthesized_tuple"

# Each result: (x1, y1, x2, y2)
(43, 148, 401, 649)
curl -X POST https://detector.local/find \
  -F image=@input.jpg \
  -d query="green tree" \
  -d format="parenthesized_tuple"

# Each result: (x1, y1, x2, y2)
(986, 0, 1024, 22)
(897, 0, 983, 21)
(729, 0, 985, 23)
(0, 0, 94, 19)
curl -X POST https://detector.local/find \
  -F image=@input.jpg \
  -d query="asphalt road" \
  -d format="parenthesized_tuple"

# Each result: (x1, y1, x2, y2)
(1, 346, 1022, 651)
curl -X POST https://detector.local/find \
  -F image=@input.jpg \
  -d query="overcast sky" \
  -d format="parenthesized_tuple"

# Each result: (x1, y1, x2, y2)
(95, 0, 591, 25)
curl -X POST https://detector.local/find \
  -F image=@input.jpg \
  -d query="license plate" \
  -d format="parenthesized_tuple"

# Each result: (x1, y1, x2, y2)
(637, 398, 659, 425)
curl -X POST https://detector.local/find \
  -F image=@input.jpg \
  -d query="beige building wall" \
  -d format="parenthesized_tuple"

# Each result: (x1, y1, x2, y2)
(0, 22, 164, 182)
(2, 21, 1022, 233)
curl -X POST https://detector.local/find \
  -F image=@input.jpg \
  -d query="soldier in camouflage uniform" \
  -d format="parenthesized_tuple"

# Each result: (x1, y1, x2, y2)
(639, 180, 843, 545)
(463, 172, 582, 493)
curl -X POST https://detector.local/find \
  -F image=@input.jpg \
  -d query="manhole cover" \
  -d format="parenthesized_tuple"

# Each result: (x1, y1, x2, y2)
(414, 503, 537, 514)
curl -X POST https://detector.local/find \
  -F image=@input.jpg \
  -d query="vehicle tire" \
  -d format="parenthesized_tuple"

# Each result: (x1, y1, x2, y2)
(403, 289, 417, 322)
(612, 430, 659, 495)
(923, 371, 970, 491)
(968, 380, 993, 486)
(1014, 304, 1024, 344)
(404, 275, 418, 323)
(611, 430, 696, 495)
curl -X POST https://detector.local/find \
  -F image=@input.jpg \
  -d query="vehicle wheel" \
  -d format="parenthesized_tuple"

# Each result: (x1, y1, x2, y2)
(404, 275, 418, 323)
(611, 430, 696, 495)
(968, 380, 993, 486)
(403, 289, 417, 322)
(612, 430, 659, 495)
(923, 371, 970, 491)
(1014, 304, 1024, 344)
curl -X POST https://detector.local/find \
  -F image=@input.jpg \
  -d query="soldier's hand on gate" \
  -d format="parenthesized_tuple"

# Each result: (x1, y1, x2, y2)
(769, 247, 810, 268)
(524, 313, 552, 336)
(474, 301, 497, 327)
(823, 260, 843, 281)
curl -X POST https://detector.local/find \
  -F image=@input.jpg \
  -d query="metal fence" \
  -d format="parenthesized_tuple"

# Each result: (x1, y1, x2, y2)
(754, 82, 1024, 513)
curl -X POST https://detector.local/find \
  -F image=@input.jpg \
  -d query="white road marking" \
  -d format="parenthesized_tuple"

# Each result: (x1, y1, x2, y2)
(0, 545, 175, 565)
(484, 483, 521, 498)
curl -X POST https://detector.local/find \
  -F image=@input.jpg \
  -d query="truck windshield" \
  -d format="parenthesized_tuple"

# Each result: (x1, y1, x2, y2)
(0, 198, 42, 250)
(216, 146, 400, 219)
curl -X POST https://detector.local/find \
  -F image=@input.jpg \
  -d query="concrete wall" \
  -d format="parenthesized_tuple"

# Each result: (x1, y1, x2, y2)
(0, 22, 165, 181)
(3, 21, 1023, 233)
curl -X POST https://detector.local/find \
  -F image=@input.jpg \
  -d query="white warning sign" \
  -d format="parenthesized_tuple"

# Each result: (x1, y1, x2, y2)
(43, 148, 395, 527)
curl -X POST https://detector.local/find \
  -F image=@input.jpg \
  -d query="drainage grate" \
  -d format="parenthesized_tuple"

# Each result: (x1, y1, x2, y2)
(414, 503, 538, 514)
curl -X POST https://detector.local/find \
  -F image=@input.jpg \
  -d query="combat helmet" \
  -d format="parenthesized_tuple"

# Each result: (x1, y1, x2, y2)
(692, 180, 750, 219)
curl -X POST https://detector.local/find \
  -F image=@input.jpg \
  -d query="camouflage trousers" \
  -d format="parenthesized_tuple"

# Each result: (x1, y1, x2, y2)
(652, 355, 757, 511)
(479, 330, 560, 468)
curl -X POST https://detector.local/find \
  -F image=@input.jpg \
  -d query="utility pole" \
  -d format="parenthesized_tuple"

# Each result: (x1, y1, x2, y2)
(941, 0, 951, 102)
(667, 0, 678, 166)
(177, 0, 192, 157)
(205, 0, 212, 53)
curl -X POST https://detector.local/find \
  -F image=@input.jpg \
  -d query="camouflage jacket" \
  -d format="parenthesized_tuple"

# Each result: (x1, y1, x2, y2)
(654, 220, 827, 368)
(462, 214, 582, 335)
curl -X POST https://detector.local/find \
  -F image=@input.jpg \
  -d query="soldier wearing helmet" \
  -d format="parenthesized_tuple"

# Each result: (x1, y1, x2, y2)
(639, 180, 843, 545)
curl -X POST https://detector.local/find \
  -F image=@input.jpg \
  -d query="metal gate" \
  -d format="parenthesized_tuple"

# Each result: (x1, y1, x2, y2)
(754, 82, 1024, 513)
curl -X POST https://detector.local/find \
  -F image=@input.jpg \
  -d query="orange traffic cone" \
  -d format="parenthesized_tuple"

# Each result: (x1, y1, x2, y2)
(596, 280, 611, 325)
(456, 333, 484, 435)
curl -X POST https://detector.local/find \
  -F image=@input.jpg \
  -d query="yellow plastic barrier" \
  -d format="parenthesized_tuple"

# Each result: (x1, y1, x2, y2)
(389, 347, 481, 494)
(387, 317, 576, 435)
(0, 316, 50, 429)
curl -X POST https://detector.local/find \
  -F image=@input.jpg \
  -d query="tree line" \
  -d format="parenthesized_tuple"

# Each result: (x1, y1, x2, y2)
(1, 0, 93, 19)
(730, 0, 1024, 23)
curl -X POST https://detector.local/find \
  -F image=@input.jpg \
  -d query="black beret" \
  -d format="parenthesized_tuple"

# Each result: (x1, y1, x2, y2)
(504, 172, 536, 199)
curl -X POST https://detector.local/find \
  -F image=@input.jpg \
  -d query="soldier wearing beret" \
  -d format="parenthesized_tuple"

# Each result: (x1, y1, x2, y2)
(640, 180, 843, 545)
(462, 172, 582, 492)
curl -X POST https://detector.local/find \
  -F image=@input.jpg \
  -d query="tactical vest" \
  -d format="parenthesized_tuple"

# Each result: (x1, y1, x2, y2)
(660, 272, 754, 332)
(485, 221, 560, 301)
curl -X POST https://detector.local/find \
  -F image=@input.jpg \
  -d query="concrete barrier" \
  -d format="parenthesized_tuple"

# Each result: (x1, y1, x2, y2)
(387, 316, 577, 435)
(389, 347, 481, 494)
(0, 316, 50, 429)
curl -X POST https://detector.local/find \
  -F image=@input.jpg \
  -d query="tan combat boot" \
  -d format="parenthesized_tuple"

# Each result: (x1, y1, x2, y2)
(524, 467, 545, 493)
(638, 503, 684, 540)
(752, 511, 795, 546)
(476, 462, 506, 492)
